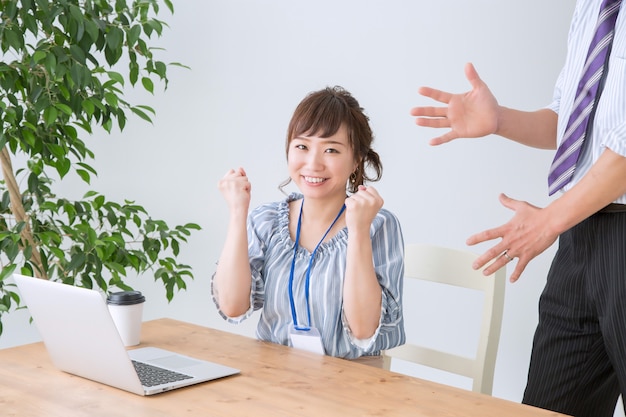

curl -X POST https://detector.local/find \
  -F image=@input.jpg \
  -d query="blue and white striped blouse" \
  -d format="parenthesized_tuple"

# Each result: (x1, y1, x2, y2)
(212, 193, 405, 359)
(548, 0, 626, 203)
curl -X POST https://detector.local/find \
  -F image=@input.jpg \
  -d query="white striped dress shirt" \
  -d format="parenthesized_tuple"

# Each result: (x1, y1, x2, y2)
(548, 0, 626, 203)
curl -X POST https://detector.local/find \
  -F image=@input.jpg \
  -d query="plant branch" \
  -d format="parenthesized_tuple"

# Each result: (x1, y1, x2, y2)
(0, 147, 46, 279)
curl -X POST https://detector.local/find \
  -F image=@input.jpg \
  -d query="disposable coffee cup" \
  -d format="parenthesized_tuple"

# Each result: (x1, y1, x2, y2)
(106, 291, 145, 347)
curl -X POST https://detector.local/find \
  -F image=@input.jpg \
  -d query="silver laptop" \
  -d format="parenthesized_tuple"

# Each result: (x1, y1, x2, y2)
(12, 274, 240, 396)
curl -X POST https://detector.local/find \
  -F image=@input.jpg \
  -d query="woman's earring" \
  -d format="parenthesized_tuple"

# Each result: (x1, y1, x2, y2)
(350, 172, 357, 184)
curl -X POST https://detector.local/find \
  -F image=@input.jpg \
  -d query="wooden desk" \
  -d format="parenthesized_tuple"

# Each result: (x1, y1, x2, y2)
(0, 318, 566, 417)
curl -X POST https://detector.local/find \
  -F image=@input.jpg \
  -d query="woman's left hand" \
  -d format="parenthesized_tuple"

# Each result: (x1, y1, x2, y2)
(344, 185, 384, 232)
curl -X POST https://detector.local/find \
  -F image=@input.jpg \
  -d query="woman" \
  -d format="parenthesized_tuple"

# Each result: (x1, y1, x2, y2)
(212, 86, 404, 365)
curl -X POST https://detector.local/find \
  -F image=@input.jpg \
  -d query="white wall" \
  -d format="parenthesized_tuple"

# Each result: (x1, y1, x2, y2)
(5, 0, 607, 413)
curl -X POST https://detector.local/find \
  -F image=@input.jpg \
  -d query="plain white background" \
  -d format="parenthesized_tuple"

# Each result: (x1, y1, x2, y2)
(8, 1, 623, 415)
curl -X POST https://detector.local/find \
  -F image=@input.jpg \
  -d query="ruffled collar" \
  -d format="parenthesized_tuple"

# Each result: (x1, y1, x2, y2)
(277, 192, 348, 257)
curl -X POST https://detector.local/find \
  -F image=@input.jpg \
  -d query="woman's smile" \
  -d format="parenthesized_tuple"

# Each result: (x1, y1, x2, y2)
(303, 176, 327, 184)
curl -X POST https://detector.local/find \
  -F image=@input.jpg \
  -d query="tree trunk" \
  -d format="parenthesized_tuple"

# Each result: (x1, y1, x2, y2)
(0, 147, 47, 279)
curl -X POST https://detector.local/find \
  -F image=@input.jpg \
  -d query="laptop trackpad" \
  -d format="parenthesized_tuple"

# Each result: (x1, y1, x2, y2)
(149, 355, 203, 370)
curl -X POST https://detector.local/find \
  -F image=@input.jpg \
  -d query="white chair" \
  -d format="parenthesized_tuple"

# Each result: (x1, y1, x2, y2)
(382, 243, 506, 395)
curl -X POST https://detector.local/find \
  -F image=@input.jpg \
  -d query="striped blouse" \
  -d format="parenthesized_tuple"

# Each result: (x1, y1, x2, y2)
(548, 0, 626, 203)
(212, 193, 405, 359)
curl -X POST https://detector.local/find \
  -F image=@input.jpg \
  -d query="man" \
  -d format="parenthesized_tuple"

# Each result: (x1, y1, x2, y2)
(410, 1, 626, 416)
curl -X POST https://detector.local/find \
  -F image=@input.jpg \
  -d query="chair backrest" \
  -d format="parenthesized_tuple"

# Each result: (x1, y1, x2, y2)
(382, 243, 506, 395)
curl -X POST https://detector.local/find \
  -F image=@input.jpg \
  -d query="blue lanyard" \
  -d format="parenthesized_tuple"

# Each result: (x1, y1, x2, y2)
(288, 199, 346, 331)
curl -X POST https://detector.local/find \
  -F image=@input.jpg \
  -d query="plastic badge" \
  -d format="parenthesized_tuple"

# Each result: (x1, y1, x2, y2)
(288, 325, 325, 355)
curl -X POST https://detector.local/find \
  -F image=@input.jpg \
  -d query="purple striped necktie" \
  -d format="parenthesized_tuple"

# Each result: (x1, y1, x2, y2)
(547, 0, 622, 196)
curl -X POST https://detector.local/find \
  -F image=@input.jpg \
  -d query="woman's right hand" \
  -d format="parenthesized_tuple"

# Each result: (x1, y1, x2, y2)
(218, 167, 251, 212)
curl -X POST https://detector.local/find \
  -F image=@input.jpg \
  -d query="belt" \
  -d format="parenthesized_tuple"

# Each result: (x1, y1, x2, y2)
(599, 203, 626, 213)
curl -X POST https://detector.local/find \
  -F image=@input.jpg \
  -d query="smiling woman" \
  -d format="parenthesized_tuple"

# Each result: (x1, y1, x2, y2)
(287, 125, 355, 203)
(211, 86, 405, 365)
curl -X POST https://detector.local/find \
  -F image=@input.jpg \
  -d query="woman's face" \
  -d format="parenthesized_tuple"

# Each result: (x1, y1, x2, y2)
(287, 124, 355, 201)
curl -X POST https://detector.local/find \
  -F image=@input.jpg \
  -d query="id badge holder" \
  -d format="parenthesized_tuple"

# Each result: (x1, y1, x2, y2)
(288, 325, 325, 355)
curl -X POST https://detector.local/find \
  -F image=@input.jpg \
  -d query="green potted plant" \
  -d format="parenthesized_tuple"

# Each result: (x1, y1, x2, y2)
(0, 0, 200, 335)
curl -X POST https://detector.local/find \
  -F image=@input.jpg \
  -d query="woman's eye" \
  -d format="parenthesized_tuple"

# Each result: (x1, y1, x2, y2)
(325, 148, 339, 153)
(295, 144, 306, 150)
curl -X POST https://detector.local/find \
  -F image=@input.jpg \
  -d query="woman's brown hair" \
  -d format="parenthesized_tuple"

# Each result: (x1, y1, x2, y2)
(281, 86, 382, 194)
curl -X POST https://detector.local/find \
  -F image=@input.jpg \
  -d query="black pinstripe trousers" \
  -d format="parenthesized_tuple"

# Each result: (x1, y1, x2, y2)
(522, 209, 626, 417)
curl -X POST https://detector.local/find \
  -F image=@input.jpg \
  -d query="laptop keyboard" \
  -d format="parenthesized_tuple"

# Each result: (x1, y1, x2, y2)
(132, 360, 194, 387)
